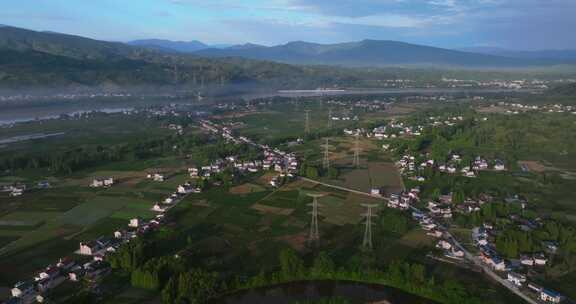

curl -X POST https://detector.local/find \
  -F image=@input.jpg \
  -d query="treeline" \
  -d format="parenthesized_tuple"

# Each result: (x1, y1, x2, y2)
(0, 131, 260, 175)
(106, 240, 484, 304)
(403, 111, 576, 160)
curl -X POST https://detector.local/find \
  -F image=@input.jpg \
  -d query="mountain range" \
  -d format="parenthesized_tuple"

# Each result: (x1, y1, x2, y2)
(132, 39, 576, 68)
(128, 39, 232, 53)
(1, 25, 576, 94)
(1, 25, 447, 93)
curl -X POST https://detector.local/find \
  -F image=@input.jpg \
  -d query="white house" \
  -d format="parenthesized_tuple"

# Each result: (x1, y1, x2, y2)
(540, 289, 563, 303)
(534, 254, 548, 266)
(90, 177, 114, 188)
(436, 240, 452, 250)
(11, 281, 36, 299)
(370, 188, 382, 197)
(129, 218, 141, 228)
(152, 204, 166, 212)
(507, 272, 526, 287)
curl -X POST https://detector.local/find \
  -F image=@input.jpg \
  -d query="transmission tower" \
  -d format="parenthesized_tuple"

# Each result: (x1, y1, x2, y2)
(327, 108, 333, 128)
(322, 138, 330, 170)
(304, 110, 311, 135)
(353, 133, 361, 168)
(361, 204, 378, 250)
(308, 193, 323, 242)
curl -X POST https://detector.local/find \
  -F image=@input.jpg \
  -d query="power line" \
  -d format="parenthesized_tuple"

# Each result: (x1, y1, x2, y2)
(361, 203, 378, 250)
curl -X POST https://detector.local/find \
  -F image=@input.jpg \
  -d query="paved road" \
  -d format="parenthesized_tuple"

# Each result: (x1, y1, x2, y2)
(301, 176, 539, 304)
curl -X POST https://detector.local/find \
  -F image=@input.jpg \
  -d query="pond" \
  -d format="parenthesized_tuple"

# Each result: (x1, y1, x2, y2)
(212, 280, 436, 304)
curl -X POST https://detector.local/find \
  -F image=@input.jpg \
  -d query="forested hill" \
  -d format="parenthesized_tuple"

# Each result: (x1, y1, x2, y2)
(0, 26, 361, 92)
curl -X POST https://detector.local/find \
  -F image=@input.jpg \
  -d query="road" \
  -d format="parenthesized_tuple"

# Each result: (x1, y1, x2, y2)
(301, 176, 540, 304)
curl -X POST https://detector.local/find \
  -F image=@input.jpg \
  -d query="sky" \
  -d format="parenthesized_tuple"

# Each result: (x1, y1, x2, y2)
(2, 0, 576, 50)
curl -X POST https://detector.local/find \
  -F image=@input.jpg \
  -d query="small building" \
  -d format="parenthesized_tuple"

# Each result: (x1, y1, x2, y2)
(129, 218, 141, 228)
(507, 272, 526, 287)
(152, 204, 166, 212)
(534, 254, 548, 266)
(540, 289, 563, 303)
(78, 237, 110, 256)
(11, 281, 36, 299)
(370, 188, 382, 197)
(147, 173, 166, 182)
(90, 177, 114, 188)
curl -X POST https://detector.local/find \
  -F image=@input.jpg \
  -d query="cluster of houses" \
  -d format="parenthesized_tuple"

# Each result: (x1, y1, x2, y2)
(497, 102, 576, 115)
(386, 187, 420, 210)
(197, 119, 299, 184)
(369, 122, 424, 140)
(152, 182, 199, 213)
(5, 174, 197, 303)
(428, 115, 465, 127)
(471, 225, 563, 303)
(395, 153, 506, 181)
(7, 255, 112, 304)
(410, 207, 466, 260)
(165, 124, 184, 135)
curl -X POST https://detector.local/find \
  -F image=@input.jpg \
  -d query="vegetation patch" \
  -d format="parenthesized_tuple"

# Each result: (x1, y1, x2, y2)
(252, 203, 294, 216)
(229, 183, 266, 194)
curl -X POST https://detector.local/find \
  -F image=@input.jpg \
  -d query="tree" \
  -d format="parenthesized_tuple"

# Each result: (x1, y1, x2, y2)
(306, 166, 319, 179)
(310, 252, 336, 278)
(279, 248, 305, 280)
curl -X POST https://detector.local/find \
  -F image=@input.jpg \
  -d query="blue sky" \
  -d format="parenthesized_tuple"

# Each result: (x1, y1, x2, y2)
(2, 0, 575, 49)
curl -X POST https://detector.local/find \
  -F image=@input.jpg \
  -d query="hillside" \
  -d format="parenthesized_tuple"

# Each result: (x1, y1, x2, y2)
(193, 40, 560, 68)
(0, 26, 363, 92)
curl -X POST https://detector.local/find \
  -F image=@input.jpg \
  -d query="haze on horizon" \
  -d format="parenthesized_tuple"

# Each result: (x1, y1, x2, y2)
(2, 0, 576, 50)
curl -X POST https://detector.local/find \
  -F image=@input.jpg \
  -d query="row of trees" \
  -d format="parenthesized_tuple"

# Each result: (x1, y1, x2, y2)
(107, 237, 483, 304)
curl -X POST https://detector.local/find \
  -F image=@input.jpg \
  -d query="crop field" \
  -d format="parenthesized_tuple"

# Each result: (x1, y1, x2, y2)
(0, 161, 192, 286)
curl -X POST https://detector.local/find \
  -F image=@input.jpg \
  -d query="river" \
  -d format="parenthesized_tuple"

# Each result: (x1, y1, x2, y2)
(0, 88, 535, 125)
(212, 280, 436, 304)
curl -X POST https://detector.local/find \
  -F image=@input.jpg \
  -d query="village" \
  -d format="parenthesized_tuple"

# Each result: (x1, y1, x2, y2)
(3, 116, 300, 304)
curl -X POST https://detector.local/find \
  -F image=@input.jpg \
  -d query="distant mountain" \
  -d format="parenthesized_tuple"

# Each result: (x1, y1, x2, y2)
(127, 39, 235, 53)
(458, 47, 576, 61)
(0, 25, 428, 93)
(128, 39, 209, 52)
(0, 25, 153, 61)
(227, 43, 266, 50)
(194, 40, 567, 68)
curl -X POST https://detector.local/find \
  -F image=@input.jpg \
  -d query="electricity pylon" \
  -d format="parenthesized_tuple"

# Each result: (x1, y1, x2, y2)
(328, 108, 333, 128)
(304, 110, 311, 135)
(361, 204, 378, 250)
(353, 133, 361, 168)
(322, 138, 330, 170)
(308, 193, 323, 242)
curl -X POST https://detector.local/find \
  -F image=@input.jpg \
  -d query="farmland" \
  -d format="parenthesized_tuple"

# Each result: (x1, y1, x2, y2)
(0, 97, 562, 304)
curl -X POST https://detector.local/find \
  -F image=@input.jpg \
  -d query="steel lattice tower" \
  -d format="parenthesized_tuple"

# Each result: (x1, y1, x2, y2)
(361, 204, 378, 250)
(327, 108, 333, 128)
(353, 133, 361, 168)
(308, 194, 323, 242)
(304, 110, 311, 135)
(322, 138, 330, 170)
